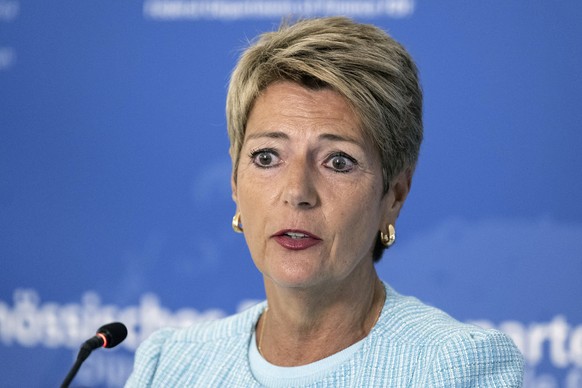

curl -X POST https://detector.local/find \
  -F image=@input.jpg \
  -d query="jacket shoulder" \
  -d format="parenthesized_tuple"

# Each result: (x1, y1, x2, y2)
(377, 284, 524, 386)
(125, 302, 265, 387)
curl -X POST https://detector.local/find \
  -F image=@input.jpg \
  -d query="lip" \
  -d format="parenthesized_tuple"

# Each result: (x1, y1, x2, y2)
(271, 229, 322, 251)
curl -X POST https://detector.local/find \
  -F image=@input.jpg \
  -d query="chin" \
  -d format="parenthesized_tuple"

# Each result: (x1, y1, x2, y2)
(257, 248, 336, 289)
(265, 265, 331, 290)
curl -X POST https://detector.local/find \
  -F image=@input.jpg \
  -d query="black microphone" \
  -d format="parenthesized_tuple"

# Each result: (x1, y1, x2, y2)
(83, 322, 128, 350)
(61, 322, 128, 388)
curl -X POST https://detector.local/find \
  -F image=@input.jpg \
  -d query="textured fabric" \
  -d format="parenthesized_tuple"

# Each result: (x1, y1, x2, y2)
(125, 283, 524, 387)
(249, 329, 366, 386)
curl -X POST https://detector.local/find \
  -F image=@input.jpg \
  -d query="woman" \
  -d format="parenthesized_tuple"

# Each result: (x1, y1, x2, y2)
(126, 17, 524, 387)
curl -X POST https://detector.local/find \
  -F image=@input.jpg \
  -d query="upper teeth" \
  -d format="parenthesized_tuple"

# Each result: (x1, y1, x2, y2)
(286, 232, 307, 239)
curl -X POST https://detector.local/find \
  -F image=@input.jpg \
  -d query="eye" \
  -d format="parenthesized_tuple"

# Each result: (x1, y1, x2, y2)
(324, 152, 357, 173)
(250, 148, 281, 168)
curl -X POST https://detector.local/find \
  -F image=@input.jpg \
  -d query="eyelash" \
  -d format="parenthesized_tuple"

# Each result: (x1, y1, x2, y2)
(248, 148, 358, 172)
(324, 152, 358, 173)
(249, 148, 280, 168)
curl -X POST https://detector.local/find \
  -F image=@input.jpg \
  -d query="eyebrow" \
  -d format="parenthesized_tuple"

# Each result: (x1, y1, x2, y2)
(245, 131, 289, 141)
(245, 131, 363, 147)
(318, 133, 362, 145)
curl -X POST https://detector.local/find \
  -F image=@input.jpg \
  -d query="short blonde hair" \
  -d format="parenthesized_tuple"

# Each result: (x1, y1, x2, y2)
(226, 16, 423, 193)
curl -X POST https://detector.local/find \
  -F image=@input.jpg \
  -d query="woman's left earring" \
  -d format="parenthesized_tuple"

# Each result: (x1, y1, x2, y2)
(380, 224, 396, 247)
(232, 212, 243, 233)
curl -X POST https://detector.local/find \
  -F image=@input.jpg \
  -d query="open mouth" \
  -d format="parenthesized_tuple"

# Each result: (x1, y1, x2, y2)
(274, 229, 321, 240)
(284, 232, 309, 239)
(273, 230, 322, 250)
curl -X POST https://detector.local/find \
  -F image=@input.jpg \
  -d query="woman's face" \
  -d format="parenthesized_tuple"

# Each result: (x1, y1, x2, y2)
(232, 81, 403, 290)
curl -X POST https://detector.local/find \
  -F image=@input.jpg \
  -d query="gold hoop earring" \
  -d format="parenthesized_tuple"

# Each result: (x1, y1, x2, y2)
(232, 212, 243, 233)
(380, 224, 396, 247)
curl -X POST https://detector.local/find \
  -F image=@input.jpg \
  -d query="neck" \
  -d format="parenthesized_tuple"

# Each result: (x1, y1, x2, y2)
(258, 268, 385, 366)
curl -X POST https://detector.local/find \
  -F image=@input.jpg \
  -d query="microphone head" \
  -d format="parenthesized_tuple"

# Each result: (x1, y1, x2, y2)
(97, 322, 128, 349)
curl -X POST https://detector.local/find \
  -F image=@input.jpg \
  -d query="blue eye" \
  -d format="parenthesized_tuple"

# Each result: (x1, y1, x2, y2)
(250, 148, 280, 168)
(324, 152, 357, 173)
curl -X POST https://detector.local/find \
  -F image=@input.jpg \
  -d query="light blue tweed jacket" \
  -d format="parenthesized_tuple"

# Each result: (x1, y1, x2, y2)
(125, 283, 524, 387)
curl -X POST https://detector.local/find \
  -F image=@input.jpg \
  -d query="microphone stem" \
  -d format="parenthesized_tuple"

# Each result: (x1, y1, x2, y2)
(60, 344, 93, 388)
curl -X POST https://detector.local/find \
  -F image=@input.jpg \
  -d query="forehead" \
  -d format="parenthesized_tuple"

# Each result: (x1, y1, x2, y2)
(246, 81, 365, 141)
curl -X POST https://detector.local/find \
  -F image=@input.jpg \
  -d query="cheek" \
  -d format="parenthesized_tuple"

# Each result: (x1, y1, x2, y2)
(235, 169, 257, 207)
(335, 188, 383, 237)
(237, 169, 282, 211)
(235, 176, 273, 241)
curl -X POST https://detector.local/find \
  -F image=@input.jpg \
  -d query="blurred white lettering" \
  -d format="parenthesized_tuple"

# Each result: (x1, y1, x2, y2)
(1, 288, 580, 383)
(470, 316, 582, 369)
(143, 0, 415, 20)
(0, 289, 227, 351)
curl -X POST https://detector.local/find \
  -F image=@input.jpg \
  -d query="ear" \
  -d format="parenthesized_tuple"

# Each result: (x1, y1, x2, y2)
(230, 145, 239, 204)
(231, 172, 238, 204)
(381, 168, 412, 226)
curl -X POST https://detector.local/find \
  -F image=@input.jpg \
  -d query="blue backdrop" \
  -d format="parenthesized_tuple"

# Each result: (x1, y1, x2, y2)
(1, 1, 581, 386)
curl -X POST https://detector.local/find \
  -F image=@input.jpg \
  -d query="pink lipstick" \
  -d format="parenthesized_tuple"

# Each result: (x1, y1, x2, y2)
(272, 229, 322, 250)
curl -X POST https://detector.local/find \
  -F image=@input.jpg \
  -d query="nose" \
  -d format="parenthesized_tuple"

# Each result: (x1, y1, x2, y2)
(282, 159, 318, 209)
